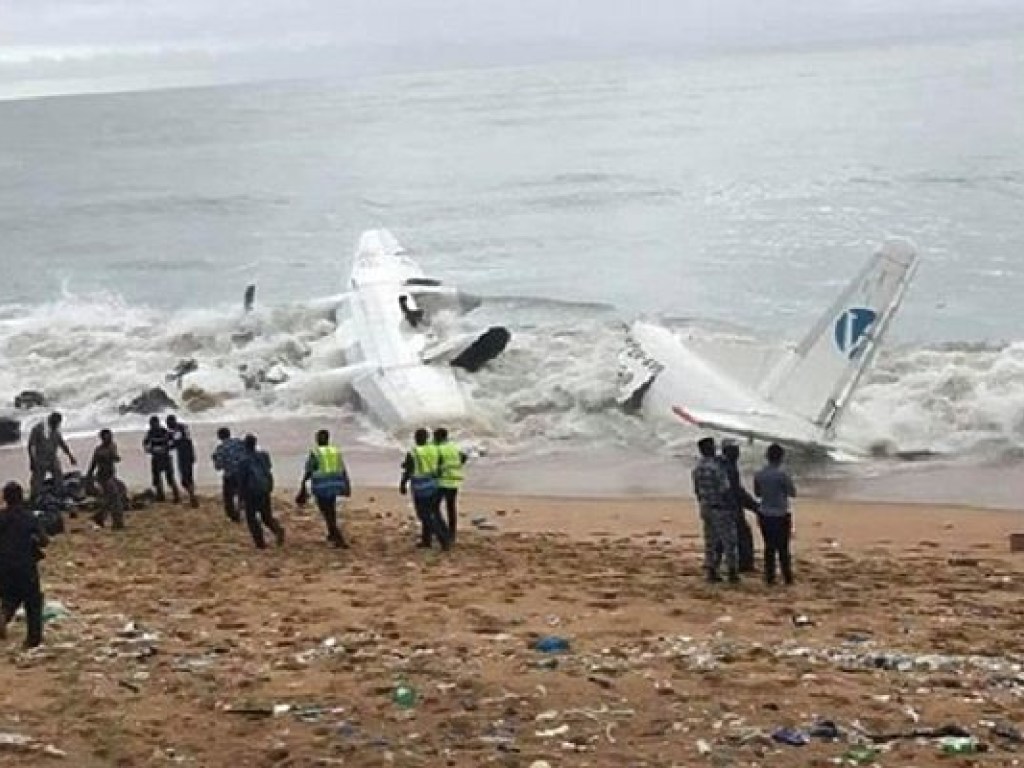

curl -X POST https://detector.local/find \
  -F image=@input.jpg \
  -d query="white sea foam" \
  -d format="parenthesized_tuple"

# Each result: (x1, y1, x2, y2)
(1, 291, 1020, 461)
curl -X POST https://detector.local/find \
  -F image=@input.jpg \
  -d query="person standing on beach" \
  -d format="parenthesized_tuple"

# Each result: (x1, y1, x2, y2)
(719, 439, 760, 573)
(166, 415, 199, 508)
(27, 412, 76, 502)
(754, 443, 797, 585)
(143, 416, 180, 503)
(211, 427, 246, 522)
(433, 427, 467, 541)
(237, 434, 284, 549)
(0, 482, 48, 648)
(298, 429, 351, 548)
(400, 428, 450, 551)
(692, 436, 739, 584)
(85, 429, 125, 530)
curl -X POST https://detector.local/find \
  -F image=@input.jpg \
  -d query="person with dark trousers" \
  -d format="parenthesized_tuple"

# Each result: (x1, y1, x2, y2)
(86, 429, 125, 530)
(143, 415, 180, 503)
(237, 434, 284, 549)
(692, 436, 738, 584)
(298, 429, 351, 548)
(433, 427, 467, 541)
(754, 443, 797, 585)
(166, 415, 199, 508)
(0, 482, 48, 648)
(400, 428, 450, 551)
(211, 427, 246, 522)
(719, 438, 760, 573)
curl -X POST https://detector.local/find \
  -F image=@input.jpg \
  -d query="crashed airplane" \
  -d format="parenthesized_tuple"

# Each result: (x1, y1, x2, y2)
(276, 229, 510, 430)
(618, 240, 920, 456)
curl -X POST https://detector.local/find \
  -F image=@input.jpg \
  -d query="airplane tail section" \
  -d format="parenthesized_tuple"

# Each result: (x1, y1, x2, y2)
(757, 239, 919, 437)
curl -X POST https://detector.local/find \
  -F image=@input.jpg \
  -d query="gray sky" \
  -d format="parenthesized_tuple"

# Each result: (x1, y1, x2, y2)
(3, 0, 1023, 96)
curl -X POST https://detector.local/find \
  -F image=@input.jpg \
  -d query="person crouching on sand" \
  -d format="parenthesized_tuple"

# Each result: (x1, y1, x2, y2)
(754, 443, 797, 585)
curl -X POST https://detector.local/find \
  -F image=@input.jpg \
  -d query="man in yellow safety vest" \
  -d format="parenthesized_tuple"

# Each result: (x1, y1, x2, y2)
(299, 429, 351, 548)
(433, 427, 467, 541)
(399, 428, 450, 551)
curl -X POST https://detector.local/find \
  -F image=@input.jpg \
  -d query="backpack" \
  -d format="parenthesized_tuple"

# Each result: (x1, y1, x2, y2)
(247, 452, 274, 495)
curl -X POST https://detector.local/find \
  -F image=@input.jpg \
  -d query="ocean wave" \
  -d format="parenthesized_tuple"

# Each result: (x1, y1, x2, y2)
(0, 290, 1022, 459)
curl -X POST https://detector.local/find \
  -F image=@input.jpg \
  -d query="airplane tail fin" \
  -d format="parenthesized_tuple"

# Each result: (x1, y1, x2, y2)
(757, 239, 919, 437)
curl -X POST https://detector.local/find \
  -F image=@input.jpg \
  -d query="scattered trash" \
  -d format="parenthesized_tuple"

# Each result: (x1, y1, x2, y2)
(393, 682, 417, 709)
(41, 601, 70, 623)
(808, 720, 841, 740)
(792, 614, 815, 628)
(0, 733, 35, 750)
(534, 636, 571, 654)
(939, 736, 986, 754)
(771, 727, 810, 746)
(843, 745, 880, 765)
(696, 738, 712, 755)
(0, 733, 65, 759)
(536, 724, 570, 738)
(992, 722, 1024, 743)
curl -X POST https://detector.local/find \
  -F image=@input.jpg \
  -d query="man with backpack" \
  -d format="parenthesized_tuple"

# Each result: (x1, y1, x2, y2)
(237, 434, 284, 549)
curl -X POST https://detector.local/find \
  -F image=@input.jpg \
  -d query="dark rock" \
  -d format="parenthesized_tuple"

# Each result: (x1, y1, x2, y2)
(118, 388, 178, 416)
(14, 390, 46, 409)
(0, 417, 20, 445)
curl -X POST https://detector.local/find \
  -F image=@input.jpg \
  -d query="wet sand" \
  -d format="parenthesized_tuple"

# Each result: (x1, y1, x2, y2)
(3, 415, 1024, 508)
(1, 490, 1024, 766)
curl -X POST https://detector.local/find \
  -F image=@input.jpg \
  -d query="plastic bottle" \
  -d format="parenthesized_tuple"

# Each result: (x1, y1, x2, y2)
(393, 682, 417, 709)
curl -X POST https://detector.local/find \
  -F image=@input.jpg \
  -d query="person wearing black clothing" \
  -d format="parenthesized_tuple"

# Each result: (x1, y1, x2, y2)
(0, 482, 48, 648)
(237, 434, 285, 549)
(719, 439, 760, 573)
(166, 415, 199, 508)
(86, 429, 125, 530)
(143, 415, 180, 503)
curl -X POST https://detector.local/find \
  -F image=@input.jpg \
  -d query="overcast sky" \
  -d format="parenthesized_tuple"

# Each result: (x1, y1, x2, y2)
(2, 0, 1023, 96)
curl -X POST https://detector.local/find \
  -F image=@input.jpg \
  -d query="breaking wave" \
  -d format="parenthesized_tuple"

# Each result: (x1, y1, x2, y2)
(1, 289, 1023, 461)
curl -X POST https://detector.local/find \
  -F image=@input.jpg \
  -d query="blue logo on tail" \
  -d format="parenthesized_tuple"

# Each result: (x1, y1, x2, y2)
(834, 308, 877, 359)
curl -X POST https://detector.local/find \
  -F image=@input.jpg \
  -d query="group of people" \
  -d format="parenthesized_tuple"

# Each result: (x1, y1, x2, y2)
(692, 436, 797, 585)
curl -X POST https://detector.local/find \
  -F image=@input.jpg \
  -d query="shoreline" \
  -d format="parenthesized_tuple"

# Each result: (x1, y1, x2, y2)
(1, 414, 1022, 512)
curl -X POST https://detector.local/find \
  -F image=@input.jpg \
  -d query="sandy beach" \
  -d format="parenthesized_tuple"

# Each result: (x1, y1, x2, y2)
(0, 486, 1022, 766)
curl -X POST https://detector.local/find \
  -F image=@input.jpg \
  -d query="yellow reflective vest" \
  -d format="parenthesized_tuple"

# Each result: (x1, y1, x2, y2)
(313, 445, 344, 477)
(437, 441, 464, 489)
(411, 444, 440, 478)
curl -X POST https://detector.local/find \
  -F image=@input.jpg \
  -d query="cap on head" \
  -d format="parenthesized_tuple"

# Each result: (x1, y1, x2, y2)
(414, 428, 429, 445)
(697, 436, 716, 457)
(3, 481, 24, 507)
(315, 429, 329, 445)
(433, 427, 448, 442)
